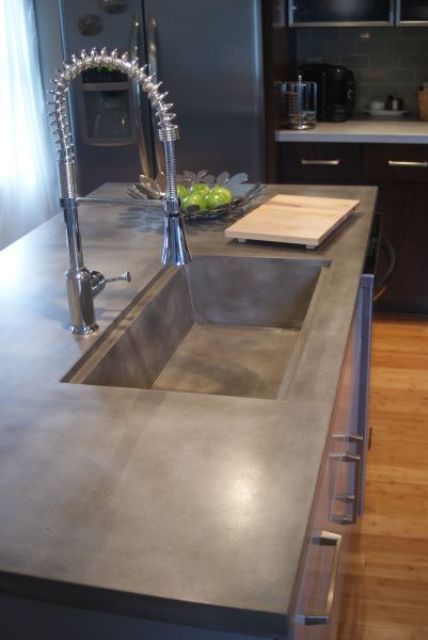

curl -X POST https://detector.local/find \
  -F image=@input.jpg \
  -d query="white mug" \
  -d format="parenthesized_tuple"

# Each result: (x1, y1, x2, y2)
(369, 100, 385, 111)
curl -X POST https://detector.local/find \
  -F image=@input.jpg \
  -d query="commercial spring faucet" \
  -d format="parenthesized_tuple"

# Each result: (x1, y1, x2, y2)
(49, 48, 191, 335)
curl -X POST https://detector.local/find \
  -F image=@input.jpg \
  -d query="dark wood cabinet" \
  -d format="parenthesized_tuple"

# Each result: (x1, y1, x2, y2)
(398, 0, 428, 23)
(374, 182, 428, 314)
(278, 141, 428, 315)
(363, 144, 428, 314)
(278, 143, 362, 184)
(363, 144, 428, 183)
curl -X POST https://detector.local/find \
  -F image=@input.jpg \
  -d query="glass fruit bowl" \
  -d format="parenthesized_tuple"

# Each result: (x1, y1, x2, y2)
(177, 170, 249, 221)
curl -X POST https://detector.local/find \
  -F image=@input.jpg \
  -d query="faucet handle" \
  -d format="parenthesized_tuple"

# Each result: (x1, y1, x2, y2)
(104, 271, 131, 285)
(90, 270, 131, 295)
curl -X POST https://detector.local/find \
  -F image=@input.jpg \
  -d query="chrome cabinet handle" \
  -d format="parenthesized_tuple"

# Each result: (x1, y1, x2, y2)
(332, 434, 363, 445)
(301, 159, 341, 166)
(295, 531, 342, 626)
(330, 434, 363, 525)
(387, 160, 428, 168)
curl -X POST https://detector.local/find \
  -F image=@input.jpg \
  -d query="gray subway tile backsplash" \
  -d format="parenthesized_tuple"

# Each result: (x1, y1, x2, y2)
(295, 27, 428, 114)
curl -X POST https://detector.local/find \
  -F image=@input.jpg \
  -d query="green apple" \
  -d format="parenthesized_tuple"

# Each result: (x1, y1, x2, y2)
(177, 184, 189, 201)
(205, 186, 233, 210)
(181, 191, 207, 213)
(190, 182, 211, 197)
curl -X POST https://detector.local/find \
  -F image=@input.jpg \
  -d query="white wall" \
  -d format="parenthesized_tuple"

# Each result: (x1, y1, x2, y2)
(34, 0, 65, 100)
(0, 0, 63, 250)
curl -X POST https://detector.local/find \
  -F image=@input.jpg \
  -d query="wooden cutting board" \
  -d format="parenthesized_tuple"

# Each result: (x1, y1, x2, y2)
(225, 194, 360, 249)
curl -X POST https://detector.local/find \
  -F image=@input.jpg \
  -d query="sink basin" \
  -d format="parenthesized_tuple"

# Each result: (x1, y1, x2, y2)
(65, 255, 326, 399)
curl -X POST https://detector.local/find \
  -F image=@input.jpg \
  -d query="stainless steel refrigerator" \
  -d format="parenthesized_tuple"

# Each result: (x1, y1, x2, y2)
(59, 0, 268, 195)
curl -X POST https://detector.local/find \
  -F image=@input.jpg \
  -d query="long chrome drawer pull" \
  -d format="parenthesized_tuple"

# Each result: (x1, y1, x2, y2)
(330, 450, 361, 524)
(301, 159, 341, 166)
(332, 434, 363, 444)
(387, 160, 428, 168)
(295, 531, 342, 626)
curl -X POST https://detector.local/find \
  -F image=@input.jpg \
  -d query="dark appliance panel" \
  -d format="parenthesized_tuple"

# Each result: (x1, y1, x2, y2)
(299, 64, 356, 123)
(143, 0, 266, 183)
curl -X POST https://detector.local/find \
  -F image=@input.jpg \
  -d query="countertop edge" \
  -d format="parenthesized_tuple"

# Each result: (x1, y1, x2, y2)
(0, 571, 286, 638)
(275, 121, 428, 144)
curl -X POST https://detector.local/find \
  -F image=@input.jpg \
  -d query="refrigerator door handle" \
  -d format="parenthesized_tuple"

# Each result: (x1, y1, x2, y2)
(128, 12, 152, 177)
(148, 16, 159, 78)
(147, 16, 165, 177)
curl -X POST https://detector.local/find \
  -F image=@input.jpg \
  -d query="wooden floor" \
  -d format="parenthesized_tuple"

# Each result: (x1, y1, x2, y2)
(338, 316, 428, 639)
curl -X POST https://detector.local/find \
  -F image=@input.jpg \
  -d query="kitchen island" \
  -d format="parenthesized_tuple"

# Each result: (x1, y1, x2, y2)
(0, 184, 376, 639)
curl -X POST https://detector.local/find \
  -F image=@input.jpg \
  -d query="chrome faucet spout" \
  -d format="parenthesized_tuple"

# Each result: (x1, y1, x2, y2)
(49, 48, 191, 335)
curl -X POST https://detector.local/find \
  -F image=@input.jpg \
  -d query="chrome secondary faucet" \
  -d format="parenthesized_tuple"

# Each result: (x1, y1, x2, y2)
(49, 48, 191, 335)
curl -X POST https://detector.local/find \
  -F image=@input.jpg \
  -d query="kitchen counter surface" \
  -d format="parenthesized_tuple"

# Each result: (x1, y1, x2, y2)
(276, 118, 428, 144)
(0, 183, 376, 638)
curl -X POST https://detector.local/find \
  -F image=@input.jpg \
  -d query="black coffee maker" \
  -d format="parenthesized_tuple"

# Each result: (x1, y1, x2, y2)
(298, 63, 356, 122)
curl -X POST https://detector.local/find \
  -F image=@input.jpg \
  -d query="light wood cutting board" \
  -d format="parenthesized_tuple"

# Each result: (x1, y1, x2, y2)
(225, 194, 360, 249)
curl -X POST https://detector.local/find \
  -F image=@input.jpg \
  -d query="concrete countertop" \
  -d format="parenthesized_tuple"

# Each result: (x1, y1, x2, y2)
(0, 183, 376, 638)
(276, 118, 428, 144)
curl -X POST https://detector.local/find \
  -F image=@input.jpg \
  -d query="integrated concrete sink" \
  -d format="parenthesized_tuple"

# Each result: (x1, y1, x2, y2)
(65, 255, 326, 399)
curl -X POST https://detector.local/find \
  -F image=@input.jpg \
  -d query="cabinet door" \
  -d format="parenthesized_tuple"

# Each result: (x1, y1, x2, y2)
(289, 0, 394, 26)
(398, 0, 428, 24)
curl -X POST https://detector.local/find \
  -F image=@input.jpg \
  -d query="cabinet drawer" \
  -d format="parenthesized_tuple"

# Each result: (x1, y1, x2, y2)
(292, 320, 365, 639)
(278, 143, 362, 183)
(363, 144, 428, 183)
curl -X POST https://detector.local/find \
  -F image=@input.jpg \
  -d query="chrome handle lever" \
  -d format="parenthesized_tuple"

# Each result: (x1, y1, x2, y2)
(104, 271, 131, 284)
(90, 270, 131, 295)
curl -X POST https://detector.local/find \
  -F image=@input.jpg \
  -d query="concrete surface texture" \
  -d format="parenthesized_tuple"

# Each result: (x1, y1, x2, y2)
(0, 183, 376, 637)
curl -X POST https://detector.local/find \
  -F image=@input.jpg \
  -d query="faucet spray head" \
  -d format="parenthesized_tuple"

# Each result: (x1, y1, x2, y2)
(161, 199, 191, 266)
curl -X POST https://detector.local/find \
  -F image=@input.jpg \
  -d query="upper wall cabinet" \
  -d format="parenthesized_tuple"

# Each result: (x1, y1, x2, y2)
(398, 0, 428, 24)
(289, 0, 394, 27)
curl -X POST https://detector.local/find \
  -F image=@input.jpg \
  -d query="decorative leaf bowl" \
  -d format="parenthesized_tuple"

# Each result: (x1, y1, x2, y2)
(177, 170, 248, 221)
(131, 170, 263, 223)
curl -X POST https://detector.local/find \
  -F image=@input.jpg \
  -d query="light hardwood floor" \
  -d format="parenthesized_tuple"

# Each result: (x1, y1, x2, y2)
(338, 316, 428, 639)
